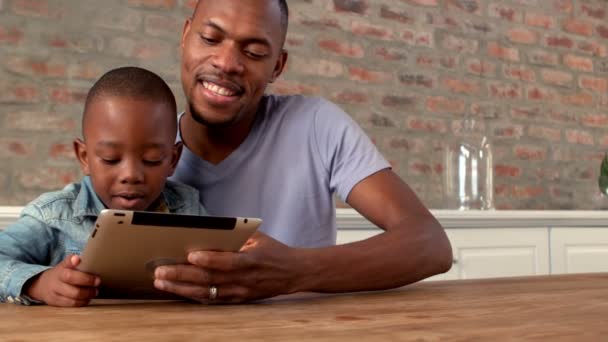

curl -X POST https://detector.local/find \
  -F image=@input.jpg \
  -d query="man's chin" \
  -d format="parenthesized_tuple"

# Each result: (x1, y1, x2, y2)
(189, 105, 238, 128)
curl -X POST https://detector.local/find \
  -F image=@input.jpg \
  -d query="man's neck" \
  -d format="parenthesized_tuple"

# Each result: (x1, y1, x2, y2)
(180, 110, 257, 165)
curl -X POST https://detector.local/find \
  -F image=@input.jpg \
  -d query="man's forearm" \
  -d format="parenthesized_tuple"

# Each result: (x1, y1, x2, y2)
(290, 216, 452, 293)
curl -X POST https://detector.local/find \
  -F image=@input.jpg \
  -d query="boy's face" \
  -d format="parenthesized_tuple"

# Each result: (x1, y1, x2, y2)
(74, 96, 181, 211)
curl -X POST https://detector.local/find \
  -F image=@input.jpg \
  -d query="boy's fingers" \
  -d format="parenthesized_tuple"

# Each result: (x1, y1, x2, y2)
(56, 282, 98, 302)
(60, 267, 100, 287)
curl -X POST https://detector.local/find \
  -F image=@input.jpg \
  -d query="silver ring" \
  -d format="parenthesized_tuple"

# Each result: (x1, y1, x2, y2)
(209, 285, 218, 300)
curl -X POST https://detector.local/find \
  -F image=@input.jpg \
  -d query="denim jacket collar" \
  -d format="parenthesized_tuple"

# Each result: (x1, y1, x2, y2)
(72, 176, 186, 219)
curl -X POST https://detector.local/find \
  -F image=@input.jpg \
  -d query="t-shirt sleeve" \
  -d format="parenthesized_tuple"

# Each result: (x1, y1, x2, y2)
(312, 98, 391, 202)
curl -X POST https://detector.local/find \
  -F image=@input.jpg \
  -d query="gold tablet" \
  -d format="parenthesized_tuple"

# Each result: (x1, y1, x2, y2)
(77, 209, 261, 299)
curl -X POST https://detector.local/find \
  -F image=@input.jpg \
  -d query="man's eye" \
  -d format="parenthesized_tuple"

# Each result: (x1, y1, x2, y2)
(245, 51, 266, 59)
(200, 35, 218, 45)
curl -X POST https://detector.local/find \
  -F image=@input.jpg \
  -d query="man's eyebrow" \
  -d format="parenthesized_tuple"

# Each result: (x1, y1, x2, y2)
(202, 20, 272, 47)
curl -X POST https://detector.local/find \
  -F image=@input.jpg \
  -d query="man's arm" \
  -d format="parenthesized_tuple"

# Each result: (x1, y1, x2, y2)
(291, 168, 452, 293)
(153, 168, 452, 302)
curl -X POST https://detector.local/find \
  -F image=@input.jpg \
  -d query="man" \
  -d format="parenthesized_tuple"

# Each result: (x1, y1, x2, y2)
(154, 0, 452, 303)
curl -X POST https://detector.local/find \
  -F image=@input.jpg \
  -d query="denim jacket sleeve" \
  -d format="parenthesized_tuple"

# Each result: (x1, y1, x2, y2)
(0, 204, 55, 303)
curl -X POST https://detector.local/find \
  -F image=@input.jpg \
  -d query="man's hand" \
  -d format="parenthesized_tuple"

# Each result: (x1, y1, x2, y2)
(153, 232, 301, 303)
(25, 255, 101, 307)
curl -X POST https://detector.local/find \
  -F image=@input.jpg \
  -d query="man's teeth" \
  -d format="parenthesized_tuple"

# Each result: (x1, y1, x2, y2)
(203, 81, 236, 96)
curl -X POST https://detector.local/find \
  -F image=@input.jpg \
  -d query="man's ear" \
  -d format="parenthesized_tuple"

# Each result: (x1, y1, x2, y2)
(269, 49, 288, 83)
(73, 138, 91, 175)
(181, 17, 192, 51)
(168, 141, 183, 176)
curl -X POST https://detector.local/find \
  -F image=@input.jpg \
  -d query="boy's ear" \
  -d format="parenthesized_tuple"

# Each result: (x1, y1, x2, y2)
(168, 142, 183, 176)
(73, 138, 91, 175)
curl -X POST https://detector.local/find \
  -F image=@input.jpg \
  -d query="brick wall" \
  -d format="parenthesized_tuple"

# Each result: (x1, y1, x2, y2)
(1, 0, 607, 209)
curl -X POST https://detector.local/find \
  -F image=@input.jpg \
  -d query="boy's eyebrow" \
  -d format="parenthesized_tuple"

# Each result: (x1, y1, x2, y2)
(95, 141, 169, 149)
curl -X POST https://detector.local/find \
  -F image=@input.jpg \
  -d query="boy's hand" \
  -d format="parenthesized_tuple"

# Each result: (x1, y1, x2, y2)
(25, 254, 101, 307)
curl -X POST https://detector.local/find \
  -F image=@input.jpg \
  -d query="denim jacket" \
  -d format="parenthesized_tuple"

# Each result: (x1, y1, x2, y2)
(0, 176, 206, 305)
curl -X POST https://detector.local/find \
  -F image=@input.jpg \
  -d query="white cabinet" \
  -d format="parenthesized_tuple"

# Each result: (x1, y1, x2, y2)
(430, 228, 549, 281)
(550, 228, 608, 274)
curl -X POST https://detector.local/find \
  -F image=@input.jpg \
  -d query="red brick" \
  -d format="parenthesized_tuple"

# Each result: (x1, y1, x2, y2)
(348, 66, 391, 83)
(565, 129, 594, 145)
(527, 86, 557, 101)
(49, 142, 75, 160)
(49, 87, 88, 105)
(581, 113, 608, 128)
(487, 42, 519, 61)
(68, 62, 103, 80)
(127, 0, 176, 8)
(504, 65, 536, 82)
(579, 76, 608, 93)
(268, 80, 320, 96)
(525, 12, 555, 29)
(286, 34, 305, 47)
(528, 126, 561, 141)
(406, 117, 447, 133)
(563, 54, 593, 71)
(334, 0, 368, 14)
(0, 81, 39, 103)
(4, 111, 77, 131)
(470, 103, 502, 119)
(581, 4, 606, 19)
(399, 74, 435, 88)
(511, 107, 543, 121)
(380, 5, 414, 24)
(507, 28, 537, 44)
(0, 138, 35, 158)
(408, 160, 433, 176)
(515, 145, 547, 160)
(549, 109, 578, 124)
(442, 35, 478, 53)
(495, 164, 522, 177)
(527, 49, 559, 66)
(561, 92, 594, 107)
(553, 0, 572, 13)
(511, 185, 545, 198)
(448, 0, 482, 15)
(563, 18, 594, 36)
(577, 41, 607, 57)
(442, 78, 480, 94)
(540, 69, 573, 87)
(402, 29, 434, 47)
(331, 90, 369, 105)
(375, 47, 407, 61)
(350, 21, 393, 40)
(369, 113, 396, 128)
(12, 0, 62, 19)
(403, 0, 438, 6)
(299, 18, 342, 30)
(93, 9, 142, 33)
(0, 25, 23, 45)
(425, 96, 465, 114)
(488, 4, 522, 22)
(5, 56, 67, 78)
(488, 82, 521, 99)
(467, 59, 496, 76)
(144, 14, 182, 38)
(545, 35, 574, 49)
(493, 124, 524, 138)
(387, 137, 426, 153)
(319, 40, 364, 58)
(599, 135, 608, 147)
(382, 95, 416, 108)
(596, 25, 608, 39)
(19, 168, 80, 191)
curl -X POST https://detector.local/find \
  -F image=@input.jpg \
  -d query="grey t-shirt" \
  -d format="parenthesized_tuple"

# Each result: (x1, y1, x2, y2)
(171, 95, 390, 248)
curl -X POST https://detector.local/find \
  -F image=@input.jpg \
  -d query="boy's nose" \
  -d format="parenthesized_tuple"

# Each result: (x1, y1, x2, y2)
(119, 162, 144, 184)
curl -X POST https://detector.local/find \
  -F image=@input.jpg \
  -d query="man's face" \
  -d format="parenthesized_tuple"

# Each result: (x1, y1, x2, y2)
(74, 97, 181, 211)
(180, 0, 287, 127)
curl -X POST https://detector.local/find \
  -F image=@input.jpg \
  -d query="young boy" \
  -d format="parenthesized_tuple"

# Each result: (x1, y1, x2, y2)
(0, 66, 207, 307)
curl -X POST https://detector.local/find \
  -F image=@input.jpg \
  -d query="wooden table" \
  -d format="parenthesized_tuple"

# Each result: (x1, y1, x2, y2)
(1, 274, 607, 341)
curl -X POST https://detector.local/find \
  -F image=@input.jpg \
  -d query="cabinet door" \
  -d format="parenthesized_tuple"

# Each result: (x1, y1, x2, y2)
(550, 228, 608, 274)
(428, 228, 550, 281)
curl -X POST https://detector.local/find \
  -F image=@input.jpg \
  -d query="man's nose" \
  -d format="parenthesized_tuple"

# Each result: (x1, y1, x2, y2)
(212, 43, 245, 75)
(119, 161, 144, 184)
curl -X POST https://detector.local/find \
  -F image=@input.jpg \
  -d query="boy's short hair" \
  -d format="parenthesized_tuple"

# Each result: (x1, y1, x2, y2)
(82, 66, 177, 136)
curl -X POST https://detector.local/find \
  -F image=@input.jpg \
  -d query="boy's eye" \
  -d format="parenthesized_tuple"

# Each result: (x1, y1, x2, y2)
(101, 159, 119, 165)
(143, 160, 163, 166)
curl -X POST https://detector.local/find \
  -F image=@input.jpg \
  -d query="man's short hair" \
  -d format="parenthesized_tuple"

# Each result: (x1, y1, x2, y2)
(83, 66, 177, 134)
